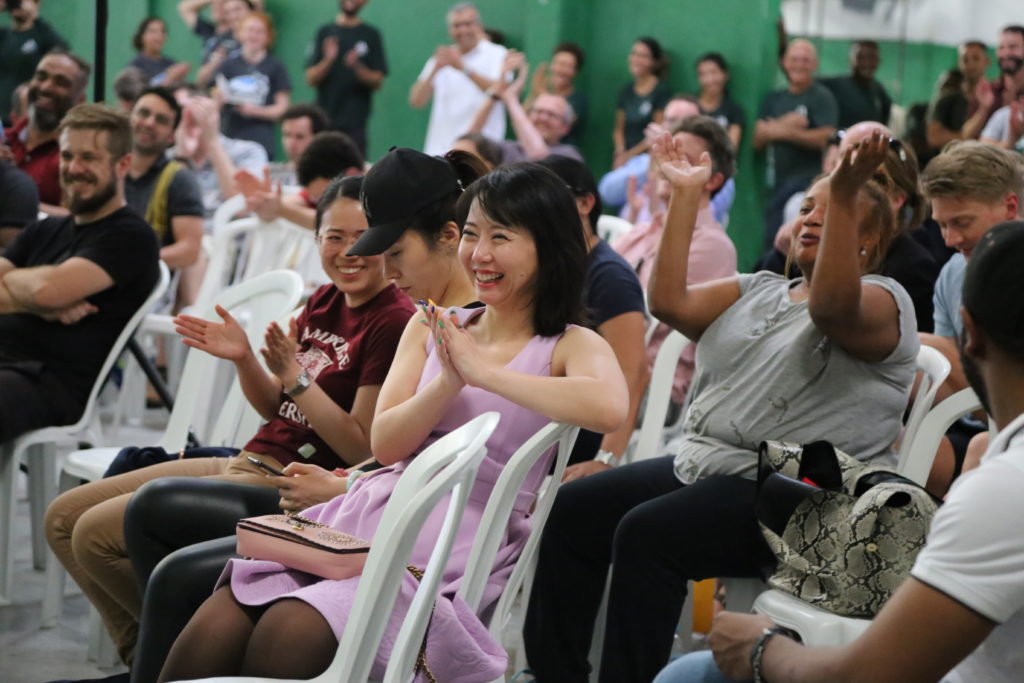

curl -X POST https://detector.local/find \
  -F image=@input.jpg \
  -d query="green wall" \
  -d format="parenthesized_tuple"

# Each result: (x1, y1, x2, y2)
(9, 0, 808, 268)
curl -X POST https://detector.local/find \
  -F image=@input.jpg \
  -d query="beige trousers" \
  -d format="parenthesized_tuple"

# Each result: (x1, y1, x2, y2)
(43, 451, 284, 664)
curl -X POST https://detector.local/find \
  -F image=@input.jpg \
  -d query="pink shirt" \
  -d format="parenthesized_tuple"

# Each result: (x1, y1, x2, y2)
(613, 204, 737, 404)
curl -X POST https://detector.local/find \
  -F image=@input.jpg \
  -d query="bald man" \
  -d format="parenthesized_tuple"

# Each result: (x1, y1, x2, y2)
(754, 39, 838, 249)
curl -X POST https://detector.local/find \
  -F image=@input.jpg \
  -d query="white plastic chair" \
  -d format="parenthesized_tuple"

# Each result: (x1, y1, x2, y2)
(623, 329, 690, 464)
(900, 387, 985, 487)
(897, 345, 952, 469)
(596, 215, 633, 244)
(39, 276, 302, 629)
(182, 411, 500, 683)
(0, 262, 169, 605)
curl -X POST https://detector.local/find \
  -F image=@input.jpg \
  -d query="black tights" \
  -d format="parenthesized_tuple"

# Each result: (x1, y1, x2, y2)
(158, 587, 338, 682)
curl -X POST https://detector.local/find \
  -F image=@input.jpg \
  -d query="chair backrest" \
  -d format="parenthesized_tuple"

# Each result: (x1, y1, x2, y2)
(626, 329, 690, 464)
(323, 412, 500, 683)
(158, 271, 304, 451)
(458, 422, 580, 615)
(897, 345, 952, 468)
(596, 214, 633, 244)
(192, 217, 262, 314)
(240, 218, 320, 285)
(210, 192, 248, 236)
(69, 262, 170, 436)
(900, 387, 985, 486)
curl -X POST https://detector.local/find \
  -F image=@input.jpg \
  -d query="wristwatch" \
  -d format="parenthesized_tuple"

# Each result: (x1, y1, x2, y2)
(751, 625, 800, 683)
(285, 370, 312, 397)
(594, 450, 617, 466)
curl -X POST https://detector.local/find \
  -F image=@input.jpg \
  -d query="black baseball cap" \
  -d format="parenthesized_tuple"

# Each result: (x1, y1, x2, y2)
(347, 147, 461, 256)
(962, 220, 1024, 351)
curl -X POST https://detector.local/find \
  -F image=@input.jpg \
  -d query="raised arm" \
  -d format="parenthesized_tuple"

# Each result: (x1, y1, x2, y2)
(176, 0, 210, 30)
(808, 132, 902, 362)
(502, 59, 553, 160)
(646, 132, 742, 341)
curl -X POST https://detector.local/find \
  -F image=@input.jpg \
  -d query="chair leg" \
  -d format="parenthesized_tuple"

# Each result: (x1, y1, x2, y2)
(0, 441, 17, 605)
(41, 469, 80, 628)
(27, 442, 58, 571)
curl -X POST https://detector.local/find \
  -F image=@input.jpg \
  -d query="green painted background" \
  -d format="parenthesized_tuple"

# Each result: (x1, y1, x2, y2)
(6, 0, 996, 269)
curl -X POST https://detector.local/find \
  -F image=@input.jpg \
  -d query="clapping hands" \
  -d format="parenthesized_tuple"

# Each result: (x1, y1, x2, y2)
(418, 302, 492, 391)
(651, 131, 713, 192)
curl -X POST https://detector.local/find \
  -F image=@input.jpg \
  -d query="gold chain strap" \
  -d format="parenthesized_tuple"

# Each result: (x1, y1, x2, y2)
(406, 565, 438, 683)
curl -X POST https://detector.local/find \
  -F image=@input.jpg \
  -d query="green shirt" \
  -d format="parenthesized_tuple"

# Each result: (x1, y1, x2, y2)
(758, 82, 838, 189)
(0, 18, 67, 124)
(821, 75, 891, 129)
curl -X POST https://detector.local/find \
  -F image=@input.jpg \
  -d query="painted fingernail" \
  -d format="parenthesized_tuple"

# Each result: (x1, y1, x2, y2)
(437, 336, 444, 345)
(438, 320, 445, 329)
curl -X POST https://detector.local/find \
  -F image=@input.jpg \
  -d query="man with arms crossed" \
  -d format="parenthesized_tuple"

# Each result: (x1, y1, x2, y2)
(0, 104, 159, 443)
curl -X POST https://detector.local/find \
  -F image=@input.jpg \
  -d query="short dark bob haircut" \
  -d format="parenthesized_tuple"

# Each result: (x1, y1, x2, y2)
(456, 162, 587, 337)
(315, 175, 364, 236)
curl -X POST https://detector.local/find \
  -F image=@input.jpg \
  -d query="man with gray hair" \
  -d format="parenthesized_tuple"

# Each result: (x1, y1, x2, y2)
(408, 2, 507, 154)
(465, 51, 582, 164)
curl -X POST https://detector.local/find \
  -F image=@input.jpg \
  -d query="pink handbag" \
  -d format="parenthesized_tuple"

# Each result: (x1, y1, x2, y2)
(236, 514, 370, 580)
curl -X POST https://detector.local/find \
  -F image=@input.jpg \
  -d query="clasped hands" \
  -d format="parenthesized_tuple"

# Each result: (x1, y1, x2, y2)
(418, 300, 490, 391)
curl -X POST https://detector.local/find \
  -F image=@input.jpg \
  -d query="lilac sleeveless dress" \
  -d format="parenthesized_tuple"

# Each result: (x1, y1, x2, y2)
(219, 307, 566, 682)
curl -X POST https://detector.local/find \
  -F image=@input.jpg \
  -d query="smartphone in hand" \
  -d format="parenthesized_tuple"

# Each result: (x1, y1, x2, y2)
(247, 455, 286, 477)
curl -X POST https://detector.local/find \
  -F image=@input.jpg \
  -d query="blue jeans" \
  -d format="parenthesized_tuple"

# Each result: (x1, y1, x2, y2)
(653, 651, 751, 683)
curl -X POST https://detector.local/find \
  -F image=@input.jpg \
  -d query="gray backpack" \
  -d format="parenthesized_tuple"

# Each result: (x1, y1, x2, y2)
(755, 440, 940, 618)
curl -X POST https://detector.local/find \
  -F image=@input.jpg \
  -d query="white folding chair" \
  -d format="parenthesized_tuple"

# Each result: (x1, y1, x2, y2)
(897, 345, 952, 470)
(39, 275, 301, 630)
(182, 411, 500, 683)
(0, 263, 169, 606)
(595, 215, 633, 244)
(900, 387, 986, 487)
(623, 329, 690, 464)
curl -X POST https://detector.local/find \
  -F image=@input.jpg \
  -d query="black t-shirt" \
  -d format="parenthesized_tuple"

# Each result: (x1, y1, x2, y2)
(215, 54, 292, 159)
(124, 155, 204, 247)
(880, 231, 939, 334)
(820, 75, 892, 129)
(0, 207, 159, 397)
(128, 53, 176, 84)
(194, 17, 240, 64)
(306, 22, 387, 132)
(0, 161, 40, 232)
(617, 81, 672, 150)
(929, 90, 968, 133)
(700, 96, 747, 135)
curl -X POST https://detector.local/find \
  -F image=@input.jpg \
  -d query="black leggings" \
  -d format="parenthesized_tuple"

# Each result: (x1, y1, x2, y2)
(523, 456, 774, 683)
(124, 477, 279, 683)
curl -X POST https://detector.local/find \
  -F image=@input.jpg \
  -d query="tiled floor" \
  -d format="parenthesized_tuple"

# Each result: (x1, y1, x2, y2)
(1, 422, 161, 683)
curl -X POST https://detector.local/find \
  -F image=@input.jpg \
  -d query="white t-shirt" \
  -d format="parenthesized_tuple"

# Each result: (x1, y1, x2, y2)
(417, 39, 507, 155)
(911, 412, 1024, 683)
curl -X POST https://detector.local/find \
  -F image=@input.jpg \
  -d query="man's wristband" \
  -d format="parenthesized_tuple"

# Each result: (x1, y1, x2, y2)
(750, 625, 800, 683)
(594, 449, 616, 466)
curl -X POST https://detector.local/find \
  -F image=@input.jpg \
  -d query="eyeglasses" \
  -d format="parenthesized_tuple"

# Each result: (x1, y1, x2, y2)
(830, 129, 908, 163)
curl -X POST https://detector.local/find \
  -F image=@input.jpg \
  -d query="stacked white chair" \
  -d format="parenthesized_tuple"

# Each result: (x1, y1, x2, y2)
(595, 215, 633, 244)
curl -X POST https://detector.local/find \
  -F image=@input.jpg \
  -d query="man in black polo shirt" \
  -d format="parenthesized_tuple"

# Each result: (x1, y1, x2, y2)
(125, 86, 203, 271)
(304, 0, 387, 155)
(0, 104, 159, 443)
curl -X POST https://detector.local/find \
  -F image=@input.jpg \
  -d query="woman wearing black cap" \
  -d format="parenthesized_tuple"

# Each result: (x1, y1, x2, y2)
(348, 147, 488, 309)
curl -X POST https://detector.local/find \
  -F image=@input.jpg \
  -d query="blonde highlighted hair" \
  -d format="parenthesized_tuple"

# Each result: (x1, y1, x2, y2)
(58, 103, 132, 160)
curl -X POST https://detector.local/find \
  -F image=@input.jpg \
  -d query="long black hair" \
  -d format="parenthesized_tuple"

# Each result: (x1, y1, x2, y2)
(456, 163, 587, 336)
(315, 175, 364, 235)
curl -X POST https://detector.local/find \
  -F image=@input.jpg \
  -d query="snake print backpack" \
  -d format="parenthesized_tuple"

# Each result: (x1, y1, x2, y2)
(755, 440, 940, 618)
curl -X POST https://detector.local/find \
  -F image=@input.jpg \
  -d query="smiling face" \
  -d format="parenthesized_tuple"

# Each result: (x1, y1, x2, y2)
(28, 54, 85, 133)
(528, 94, 570, 144)
(782, 40, 818, 90)
(628, 41, 655, 79)
(550, 50, 578, 88)
(239, 15, 270, 53)
(131, 93, 177, 155)
(282, 116, 315, 163)
(384, 228, 456, 303)
(223, 0, 252, 32)
(997, 29, 1024, 76)
(930, 195, 1016, 259)
(448, 7, 481, 53)
(59, 128, 123, 217)
(697, 59, 727, 96)
(850, 42, 880, 80)
(141, 19, 168, 55)
(459, 200, 538, 309)
(317, 197, 387, 303)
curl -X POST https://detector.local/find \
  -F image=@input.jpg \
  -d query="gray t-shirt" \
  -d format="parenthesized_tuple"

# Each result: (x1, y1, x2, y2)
(980, 105, 1024, 152)
(124, 155, 204, 247)
(933, 253, 966, 340)
(673, 271, 919, 484)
